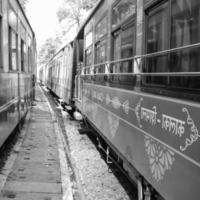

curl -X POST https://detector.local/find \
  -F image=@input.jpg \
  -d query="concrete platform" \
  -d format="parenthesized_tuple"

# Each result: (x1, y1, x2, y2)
(0, 86, 72, 200)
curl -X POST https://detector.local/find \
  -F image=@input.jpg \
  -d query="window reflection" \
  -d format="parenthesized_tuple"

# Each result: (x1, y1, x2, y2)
(145, 2, 169, 85)
(112, 0, 136, 29)
(144, 0, 200, 91)
(95, 16, 107, 41)
(112, 32, 121, 73)
(95, 41, 106, 73)
(171, 0, 200, 72)
(9, 28, 18, 71)
(121, 25, 135, 72)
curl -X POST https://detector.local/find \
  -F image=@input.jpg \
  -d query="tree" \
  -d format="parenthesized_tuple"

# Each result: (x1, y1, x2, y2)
(38, 37, 61, 66)
(57, 0, 98, 29)
(19, 0, 29, 11)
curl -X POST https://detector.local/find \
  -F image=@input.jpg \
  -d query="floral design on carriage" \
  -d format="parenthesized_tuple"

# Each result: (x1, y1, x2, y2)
(144, 135, 175, 182)
(108, 112, 120, 138)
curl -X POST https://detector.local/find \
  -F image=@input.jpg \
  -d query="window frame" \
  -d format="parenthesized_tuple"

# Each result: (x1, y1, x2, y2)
(8, 5, 18, 72)
(111, 0, 136, 32)
(111, 18, 136, 73)
(94, 14, 108, 73)
(9, 26, 18, 71)
(142, 0, 200, 100)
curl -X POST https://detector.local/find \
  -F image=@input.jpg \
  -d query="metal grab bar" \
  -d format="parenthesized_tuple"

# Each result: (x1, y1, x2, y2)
(78, 42, 200, 76)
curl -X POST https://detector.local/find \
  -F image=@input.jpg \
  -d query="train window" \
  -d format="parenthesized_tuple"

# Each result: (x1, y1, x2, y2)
(85, 31, 93, 49)
(170, 0, 200, 73)
(143, 2, 169, 86)
(95, 40, 106, 73)
(112, 0, 136, 29)
(112, 22, 135, 73)
(9, 27, 18, 71)
(112, 31, 121, 73)
(85, 31, 93, 73)
(95, 16, 107, 73)
(21, 39, 25, 72)
(28, 36, 31, 72)
(121, 24, 135, 72)
(28, 47, 31, 72)
(85, 46, 92, 66)
(145, 2, 169, 72)
(8, 7, 17, 32)
(95, 16, 107, 41)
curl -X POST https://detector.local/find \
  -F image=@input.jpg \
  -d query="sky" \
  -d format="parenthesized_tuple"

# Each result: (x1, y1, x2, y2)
(26, 0, 62, 49)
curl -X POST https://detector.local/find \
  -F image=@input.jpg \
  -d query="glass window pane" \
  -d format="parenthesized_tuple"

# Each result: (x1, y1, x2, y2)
(171, 0, 200, 72)
(20, 23, 26, 40)
(9, 8, 17, 31)
(85, 32, 93, 49)
(85, 46, 92, 66)
(112, 33, 121, 73)
(96, 16, 107, 41)
(21, 40, 24, 71)
(145, 2, 169, 75)
(10, 29, 17, 71)
(147, 2, 169, 53)
(121, 25, 135, 72)
(112, 0, 136, 29)
(95, 40, 106, 73)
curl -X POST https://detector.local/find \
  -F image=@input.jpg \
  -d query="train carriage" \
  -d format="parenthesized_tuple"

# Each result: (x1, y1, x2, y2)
(45, 42, 76, 107)
(0, 0, 36, 147)
(73, 0, 200, 199)
(44, 0, 200, 199)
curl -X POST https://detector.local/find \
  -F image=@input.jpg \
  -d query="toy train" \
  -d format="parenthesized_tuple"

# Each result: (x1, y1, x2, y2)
(41, 0, 200, 199)
(0, 0, 36, 147)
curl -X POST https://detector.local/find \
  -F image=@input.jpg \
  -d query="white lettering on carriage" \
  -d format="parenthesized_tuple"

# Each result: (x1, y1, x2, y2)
(162, 114, 185, 137)
(180, 108, 200, 151)
(141, 106, 157, 125)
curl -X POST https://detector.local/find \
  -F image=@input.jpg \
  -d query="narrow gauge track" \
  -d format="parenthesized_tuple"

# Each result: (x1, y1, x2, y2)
(42, 85, 137, 200)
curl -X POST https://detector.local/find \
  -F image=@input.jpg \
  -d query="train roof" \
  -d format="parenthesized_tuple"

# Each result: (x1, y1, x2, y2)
(16, 0, 35, 38)
(76, 0, 104, 38)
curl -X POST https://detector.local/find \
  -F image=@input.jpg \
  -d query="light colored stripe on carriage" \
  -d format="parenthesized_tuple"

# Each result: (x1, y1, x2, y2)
(83, 95, 200, 169)
(84, 82, 200, 108)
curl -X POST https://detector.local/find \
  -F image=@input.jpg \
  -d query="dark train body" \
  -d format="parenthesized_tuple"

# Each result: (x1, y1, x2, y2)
(42, 0, 200, 199)
(0, 0, 36, 147)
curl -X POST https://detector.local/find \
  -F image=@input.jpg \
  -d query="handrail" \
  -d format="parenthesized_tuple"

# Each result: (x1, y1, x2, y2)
(81, 71, 200, 77)
(134, 42, 200, 59)
(78, 42, 200, 76)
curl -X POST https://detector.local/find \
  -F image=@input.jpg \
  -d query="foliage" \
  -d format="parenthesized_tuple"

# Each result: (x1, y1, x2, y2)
(57, 0, 98, 28)
(38, 37, 61, 65)
(38, 0, 98, 65)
